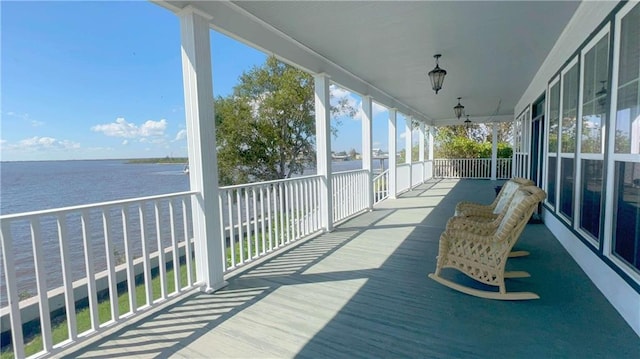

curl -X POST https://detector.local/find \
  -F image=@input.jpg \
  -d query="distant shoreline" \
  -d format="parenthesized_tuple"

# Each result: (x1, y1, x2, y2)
(126, 157, 188, 164)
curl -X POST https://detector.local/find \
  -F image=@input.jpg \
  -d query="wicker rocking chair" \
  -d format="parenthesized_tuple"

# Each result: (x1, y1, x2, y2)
(428, 186, 546, 300)
(454, 177, 535, 258)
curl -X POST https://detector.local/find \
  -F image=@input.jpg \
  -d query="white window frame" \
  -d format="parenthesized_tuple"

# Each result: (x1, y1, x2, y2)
(557, 56, 579, 225)
(574, 24, 611, 247)
(544, 76, 561, 210)
(603, 1, 640, 283)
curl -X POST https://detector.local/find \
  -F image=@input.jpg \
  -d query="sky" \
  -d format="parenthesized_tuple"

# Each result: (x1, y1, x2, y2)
(1, 1, 417, 162)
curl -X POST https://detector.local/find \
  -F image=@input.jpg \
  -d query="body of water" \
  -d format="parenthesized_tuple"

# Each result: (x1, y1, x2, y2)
(0, 158, 386, 304)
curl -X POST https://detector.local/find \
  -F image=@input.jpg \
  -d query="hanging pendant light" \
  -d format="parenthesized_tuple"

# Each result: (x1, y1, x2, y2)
(464, 115, 472, 129)
(453, 97, 465, 119)
(428, 54, 447, 94)
(595, 80, 607, 109)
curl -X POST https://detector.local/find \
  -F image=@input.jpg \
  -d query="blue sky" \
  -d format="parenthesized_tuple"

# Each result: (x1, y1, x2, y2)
(1, 1, 414, 162)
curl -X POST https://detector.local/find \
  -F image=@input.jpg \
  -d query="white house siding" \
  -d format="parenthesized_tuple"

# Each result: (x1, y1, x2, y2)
(515, 1, 640, 337)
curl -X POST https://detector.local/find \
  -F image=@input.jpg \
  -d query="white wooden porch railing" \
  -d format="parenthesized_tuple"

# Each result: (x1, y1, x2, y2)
(396, 163, 411, 192)
(0, 192, 197, 359)
(331, 169, 369, 222)
(373, 169, 390, 205)
(218, 175, 322, 271)
(432, 158, 512, 179)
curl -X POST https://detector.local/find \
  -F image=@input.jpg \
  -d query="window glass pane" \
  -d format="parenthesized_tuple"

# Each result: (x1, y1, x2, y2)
(562, 65, 579, 153)
(547, 156, 557, 206)
(549, 83, 560, 153)
(560, 157, 574, 218)
(580, 159, 603, 240)
(615, 3, 640, 154)
(613, 161, 640, 272)
(582, 35, 609, 154)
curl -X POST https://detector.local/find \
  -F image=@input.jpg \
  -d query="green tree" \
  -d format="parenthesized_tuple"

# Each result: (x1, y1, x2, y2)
(215, 56, 355, 185)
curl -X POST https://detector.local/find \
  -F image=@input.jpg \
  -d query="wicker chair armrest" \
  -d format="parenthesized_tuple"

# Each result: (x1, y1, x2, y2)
(446, 216, 498, 236)
(456, 201, 493, 211)
(443, 228, 497, 245)
(457, 207, 498, 219)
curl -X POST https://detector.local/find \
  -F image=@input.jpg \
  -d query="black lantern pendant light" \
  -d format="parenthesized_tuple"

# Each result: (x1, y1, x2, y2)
(428, 54, 447, 94)
(464, 115, 472, 129)
(453, 97, 465, 119)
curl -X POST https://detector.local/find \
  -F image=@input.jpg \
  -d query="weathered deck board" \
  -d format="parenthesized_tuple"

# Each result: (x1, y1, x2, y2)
(61, 179, 640, 359)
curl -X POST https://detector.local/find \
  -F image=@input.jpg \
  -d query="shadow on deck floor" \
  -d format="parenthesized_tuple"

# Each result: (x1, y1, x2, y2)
(61, 179, 640, 358)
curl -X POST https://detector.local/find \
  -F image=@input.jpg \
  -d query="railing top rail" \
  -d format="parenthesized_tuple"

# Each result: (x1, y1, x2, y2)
(372, 169, 389, 181)
(332, 169, 368, 176)
(0, 191, 198, 220)
(219, 174, 322, 191)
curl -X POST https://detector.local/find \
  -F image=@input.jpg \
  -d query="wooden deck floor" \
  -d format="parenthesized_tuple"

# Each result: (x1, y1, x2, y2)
(61, 179, 640, 358)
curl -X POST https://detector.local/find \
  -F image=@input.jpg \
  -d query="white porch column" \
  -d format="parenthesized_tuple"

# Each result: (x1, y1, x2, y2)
(418, 122, 425, 183)
(428, 126, 435, 161)
(361, 95, 373, 210)
(388, 109, 398, 199)
(314, 74, 333, 231)
(491, 122, 498, 180)
(179, 7, 227, 293)
(428, 126, 435, 179)
(405, 116, 412, 188)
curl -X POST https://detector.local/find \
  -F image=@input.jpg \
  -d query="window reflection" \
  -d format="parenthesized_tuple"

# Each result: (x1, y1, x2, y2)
(580, 160, 603, 240)
(560, 157, 574, 218)
(581, 35, 609, 154)
(613, 162, 640, 272)
(562, 65, 579, 153)
(549, 83, 560, 152)
(548, 157, 557, 206)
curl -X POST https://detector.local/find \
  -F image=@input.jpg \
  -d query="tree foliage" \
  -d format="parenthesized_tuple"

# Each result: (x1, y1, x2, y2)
(215, 56, 355, 185)
(434, 125, 512, 159)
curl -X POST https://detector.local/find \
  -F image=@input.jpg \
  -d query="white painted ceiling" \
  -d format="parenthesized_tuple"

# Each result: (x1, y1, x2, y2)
(158, 1, 581, 125)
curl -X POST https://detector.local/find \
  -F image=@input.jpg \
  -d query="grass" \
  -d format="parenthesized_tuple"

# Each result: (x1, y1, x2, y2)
(0, 260, 194, 359)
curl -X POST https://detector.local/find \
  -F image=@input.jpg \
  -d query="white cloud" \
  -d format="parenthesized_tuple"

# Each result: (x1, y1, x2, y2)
(91, 117, 167, 139)
(1, 136, 80, 152)
(5, 111, 44, 127)
(122, 140, 129, 145)
(174, 129, 187, 141)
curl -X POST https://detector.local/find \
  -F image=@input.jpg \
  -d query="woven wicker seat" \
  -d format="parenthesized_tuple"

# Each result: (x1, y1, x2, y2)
(428, 185, 546, 300)
(454, 177, 535, 258)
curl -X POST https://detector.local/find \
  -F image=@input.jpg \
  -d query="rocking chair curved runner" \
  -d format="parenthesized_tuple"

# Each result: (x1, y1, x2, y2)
(428, 186, 546, 300)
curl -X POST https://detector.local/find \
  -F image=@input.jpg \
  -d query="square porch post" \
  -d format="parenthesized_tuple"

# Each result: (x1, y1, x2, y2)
(491, 122, 498, 180)
(405, 116, 412, 188)
(361, 95, 373, 210)
(388, 109, 398, 199)
(418, 122, 425, 183)
(179, 6, 227, 293)
(314, 74, 333, 231)
(428, 126, 435, 179)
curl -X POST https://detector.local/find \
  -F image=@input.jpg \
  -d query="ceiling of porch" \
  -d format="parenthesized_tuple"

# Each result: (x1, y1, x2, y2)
(157, 1, 581, 125)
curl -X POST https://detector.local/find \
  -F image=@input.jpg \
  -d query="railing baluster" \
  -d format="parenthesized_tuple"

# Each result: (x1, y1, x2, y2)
(1, 221, 25, 358)
(122, 206, 137, 313)
(81, 209, 99, 330)
(252, 187, 258, 257)
(182, 198, 193, 287)
(267, 185, 273, 251)
(278, 183, 284, 247)
(259, 186, 266, 255)
(138, 204, 153, 306)
(295, 180, 301, 239)
(227, 191, 235, 268)
(236, 189, 244, 264)
(244, 188, 252, 261)
(284, 182, 290, 243)
(102, 208, 119, 322)
(30, 218, 53, 352)
(169, 200, 181, 293)
(56, 214, 77, 340)
(154, 201, 167, 300)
